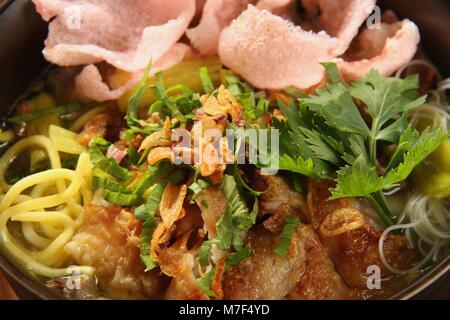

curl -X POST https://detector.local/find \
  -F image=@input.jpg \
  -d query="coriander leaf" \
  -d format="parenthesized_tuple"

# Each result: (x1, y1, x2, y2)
(313, 121, 348, 157)
(256, 116, 332, 179)
(277, 100, 308, 134)
(350, 71, 426, 134)
(384, 128, 450, 186)
(276, 102, 338, 176)
(274, 216, 301, 256)
(343, 134, 368, 164)
(303, 83, 370, 136)
(321, 62, 342, 85)
(298, 128, 342, 166)
(332, 128, 449, 199)
(385, 127, 419, 172)
(376, 114, 409, 143)
(330, 155, 385, 199)
(198, 202, 256, 269)
(278, 155, 319, 178)
(257, 64, 439, 228)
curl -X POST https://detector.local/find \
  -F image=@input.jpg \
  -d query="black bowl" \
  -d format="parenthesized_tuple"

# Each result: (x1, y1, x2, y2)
(0, 0, 449, 300)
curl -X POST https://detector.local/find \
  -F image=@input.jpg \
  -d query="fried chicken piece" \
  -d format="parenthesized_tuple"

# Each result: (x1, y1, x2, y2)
(66, 204, 169, 299)
(287, 225, 351, 300)
(307, 179, 417, 294)
(223, 225, 307, 300)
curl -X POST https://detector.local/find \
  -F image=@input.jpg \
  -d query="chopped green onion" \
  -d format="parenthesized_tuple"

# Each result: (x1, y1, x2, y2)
(199, 240, 216, 267)
(151, 72, 186, 123)
(103, 189, 141, 206)
(274, 216, 301, 256)
(199, 67, 215, 93)
(201, 199, 209, 208)
(197, 267, 216, 298)
(133, 166, 159, 196)
(88, 146, 129, 181)
(135, 183, 165, 228)
(93, 177, 131, 194)
(127, 60, 152, 127)
(189, 179, 210, 203)
(233, 165, 266, 196)
(140, 228, 158, 271)
(127, 146, 139, 166)
(226, 247, 254, 270)
(8, 102, 83, 123)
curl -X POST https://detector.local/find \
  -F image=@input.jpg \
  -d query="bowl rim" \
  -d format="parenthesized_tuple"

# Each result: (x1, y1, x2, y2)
(0, 0, 448, 301)
(0, 0, 14, 13)
(390, 255, 449, 300)
(0, 246, 448, 300)
(0, 251, 60, 299)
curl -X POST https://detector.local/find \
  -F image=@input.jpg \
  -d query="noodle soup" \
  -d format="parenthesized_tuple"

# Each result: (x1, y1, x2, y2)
(0, 0, 448, 300)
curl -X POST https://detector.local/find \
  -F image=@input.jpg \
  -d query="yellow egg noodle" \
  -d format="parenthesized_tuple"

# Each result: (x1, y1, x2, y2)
(0, 135, 94, 278)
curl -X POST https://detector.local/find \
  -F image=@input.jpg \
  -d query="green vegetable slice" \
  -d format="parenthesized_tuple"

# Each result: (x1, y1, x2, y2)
(274, 216, 301, 256)
(8, 102, 83, 123)
(197, 267, 216, 298)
